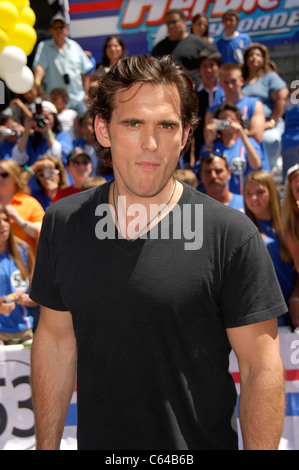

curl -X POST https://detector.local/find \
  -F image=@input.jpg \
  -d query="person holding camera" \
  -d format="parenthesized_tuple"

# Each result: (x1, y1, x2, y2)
(0, 203, 38, 343)
(11, 101, 73, 173)
(33, 14, 94, 118)
(202, 102, 262, 195)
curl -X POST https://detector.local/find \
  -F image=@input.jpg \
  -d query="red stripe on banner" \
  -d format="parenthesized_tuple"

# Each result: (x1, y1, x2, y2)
(69, 1, 123, 14)
(232, 370, 299, 384)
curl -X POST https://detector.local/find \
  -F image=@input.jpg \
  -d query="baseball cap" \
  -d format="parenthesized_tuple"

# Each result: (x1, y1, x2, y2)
(67, 147, 91, 164)
(50, 13, 70, 25)
(41, 101, 58, 114)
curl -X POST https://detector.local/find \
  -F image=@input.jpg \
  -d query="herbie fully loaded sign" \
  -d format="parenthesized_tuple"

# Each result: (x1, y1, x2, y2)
(68, 0, 299, 62)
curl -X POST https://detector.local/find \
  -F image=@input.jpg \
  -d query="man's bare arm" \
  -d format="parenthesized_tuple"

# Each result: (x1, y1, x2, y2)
(227, 318, 285, 450)
(31, 306, 77, 450)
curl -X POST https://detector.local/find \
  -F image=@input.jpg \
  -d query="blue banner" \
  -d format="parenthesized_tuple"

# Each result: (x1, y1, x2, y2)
(68, 0, 299, 64)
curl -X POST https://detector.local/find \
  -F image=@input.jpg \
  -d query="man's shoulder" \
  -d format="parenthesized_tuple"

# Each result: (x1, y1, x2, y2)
(152, 37, 173, 54)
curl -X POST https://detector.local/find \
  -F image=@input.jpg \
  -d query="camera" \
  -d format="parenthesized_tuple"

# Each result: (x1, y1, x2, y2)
(3, 293, 17, 303)
(0, 128, 16, 137)
(63, 73, 70, 84)
(33, 98, 46, 129)
(215, 119, 231, 131)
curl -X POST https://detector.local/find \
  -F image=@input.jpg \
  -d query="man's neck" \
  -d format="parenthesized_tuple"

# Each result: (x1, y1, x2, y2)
(202, 80, 217, 91)
(55, 38, 67, 49)
(169, 32, 189, 41)
(223, 31, 239, 39)
(226, 91, 243, 103)
(207, 187, 232, 205)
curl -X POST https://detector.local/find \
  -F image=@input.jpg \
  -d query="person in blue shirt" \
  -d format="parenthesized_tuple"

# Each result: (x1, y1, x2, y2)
(0, 116, 23, 160)
(199, 150, 244, 212)
(202, 102, 262, 194)
(11, 100, 73, 168)
(244, 170, 298, 329)
(242, 43, 289, 170)
(281, 85, 299, 180)
(33, 14, 93, 118)
(217, 10, 252, 65)
(0, 203, 37, 343)
(205, 62, 270, 172)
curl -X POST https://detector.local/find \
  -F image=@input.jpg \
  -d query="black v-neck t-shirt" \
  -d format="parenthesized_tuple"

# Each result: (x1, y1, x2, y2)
(30, 182, 286, 450)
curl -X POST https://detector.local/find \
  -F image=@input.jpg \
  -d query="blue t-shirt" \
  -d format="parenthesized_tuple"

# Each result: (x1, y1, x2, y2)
(228, 193, 244, 212)
(0, 246, 33, 334)
(258, 219, 296, 303)
(282, 104, 299, 150)
(210, 137, 263, 194)
(217, 32, 252, 64)
(208, 95, 271, 172)
(242, 72, 287, 118)
(0, 140, 15, 160)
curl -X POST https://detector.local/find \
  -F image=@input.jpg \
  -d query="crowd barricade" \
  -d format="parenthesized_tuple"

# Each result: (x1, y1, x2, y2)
(0, 331, 298, 450)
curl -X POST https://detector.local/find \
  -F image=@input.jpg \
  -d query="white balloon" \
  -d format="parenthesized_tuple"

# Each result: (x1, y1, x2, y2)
(0, 45, 27, 73)
(4, 65, 34, 94)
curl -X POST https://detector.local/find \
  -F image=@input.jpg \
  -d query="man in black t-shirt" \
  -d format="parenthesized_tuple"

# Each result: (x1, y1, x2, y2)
(30, 55, 286, 451)
(152, 9, 211, 87)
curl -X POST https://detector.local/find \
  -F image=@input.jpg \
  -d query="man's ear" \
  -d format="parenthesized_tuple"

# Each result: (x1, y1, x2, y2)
(94, 115, 111, 148)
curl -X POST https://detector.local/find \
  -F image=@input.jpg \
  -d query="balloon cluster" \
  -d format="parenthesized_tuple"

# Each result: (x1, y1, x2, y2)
(0, 0, 36, 94)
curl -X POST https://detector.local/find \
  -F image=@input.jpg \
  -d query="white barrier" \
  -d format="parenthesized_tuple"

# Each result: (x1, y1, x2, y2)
(0, 332, 298, 450)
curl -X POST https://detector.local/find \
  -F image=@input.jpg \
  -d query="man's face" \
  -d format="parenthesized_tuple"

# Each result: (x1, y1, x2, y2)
(222, 14, 238, 34)
(68, 155, 92, 182)
(219, 71, 243, 100)
(50, 20, 69, 41)
(165, 13, 186, 41)
(95, 83, 189, 199)
(200, 157, 230, 195)
(199, 59, 219, 86)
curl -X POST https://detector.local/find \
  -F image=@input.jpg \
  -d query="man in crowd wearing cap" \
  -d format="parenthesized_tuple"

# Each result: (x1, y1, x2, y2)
(53, 147, 93, 201)
(33, 14, 94, 117)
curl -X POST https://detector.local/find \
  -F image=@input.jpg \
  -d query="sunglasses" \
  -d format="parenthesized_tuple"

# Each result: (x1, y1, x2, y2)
(0, 172, 9, 178)
(166, 19, 181, 25)
(51, 26, 67, 31)
(36, 168, 60, 179)
(71, 160, 90, 167)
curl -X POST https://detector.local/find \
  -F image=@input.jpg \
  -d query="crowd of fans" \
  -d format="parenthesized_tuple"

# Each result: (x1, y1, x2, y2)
(0, 8, 298, 343)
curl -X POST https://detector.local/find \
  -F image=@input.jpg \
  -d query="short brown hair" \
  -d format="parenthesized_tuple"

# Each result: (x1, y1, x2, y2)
(89, 54, 199, 163)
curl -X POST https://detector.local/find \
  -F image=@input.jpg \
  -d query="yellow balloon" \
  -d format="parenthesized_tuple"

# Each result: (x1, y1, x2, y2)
(0, 2, 19, 31)
(19, 6, 36, 27)
(0, 28, 9, 53)
(7, 23, 37, 56)
(8, 0, 27, 11)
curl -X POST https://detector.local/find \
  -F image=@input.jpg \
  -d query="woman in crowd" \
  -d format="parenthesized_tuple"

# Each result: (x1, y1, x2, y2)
(11, 100, 73, 169)
(191, 14, 215, 46)
(94, 35, 128, 76)
(0, 159, 44, 256)
(30, 156, 68, 211)
(283, 164, 299, 274)
(203, 102, 262, 194)
(0, 204, 37, 343)
(242, 43, 289, 171)
(244, 170, 298, 329)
